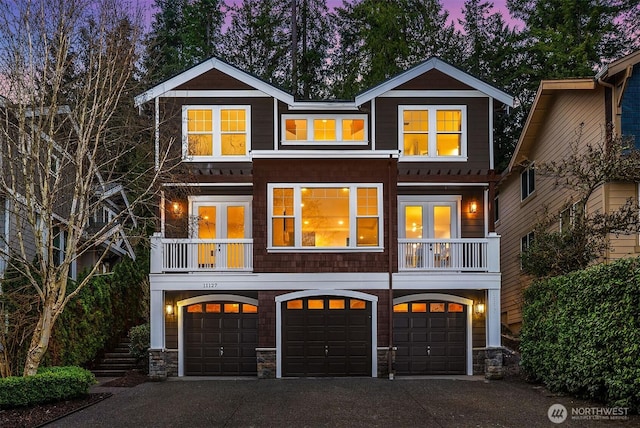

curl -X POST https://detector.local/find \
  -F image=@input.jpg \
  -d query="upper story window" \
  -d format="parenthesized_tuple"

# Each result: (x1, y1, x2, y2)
(520, 162, 535, 200)
(399, 105, 467, 160)
(282, 115, 367, 145)
(183, 106, 250, 159)
(268, 183, 383, 250)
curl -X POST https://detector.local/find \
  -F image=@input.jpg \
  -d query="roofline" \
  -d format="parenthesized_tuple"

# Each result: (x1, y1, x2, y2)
(505, 78, 596, 173)
(134, 57, 295, 107)
(596, 50, 640, 80)
(354, 57, 514, 107)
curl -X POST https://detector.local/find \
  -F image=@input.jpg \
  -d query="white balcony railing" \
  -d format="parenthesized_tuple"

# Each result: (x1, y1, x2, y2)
(398, 237, 499, 272)
(151, 237, 253, 272)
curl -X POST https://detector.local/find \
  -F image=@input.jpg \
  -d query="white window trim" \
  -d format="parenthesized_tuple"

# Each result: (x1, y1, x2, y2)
(181, 105, 251, 161)
(398, 105, 468, 162)
(281, 114, 369, 145)
(397, 195, 462, 239)
(520, 162, 535, 201)
(188, 195, 253, 239)
(267, 183, 384, 252)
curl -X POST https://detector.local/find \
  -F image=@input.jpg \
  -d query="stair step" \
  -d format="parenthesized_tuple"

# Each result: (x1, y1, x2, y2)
(91, 369, 129, 377)
(100, 357, 137, 363)
(104, 352, 133, 358)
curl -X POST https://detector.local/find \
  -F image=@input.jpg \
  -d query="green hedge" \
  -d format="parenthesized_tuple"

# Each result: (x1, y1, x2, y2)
(0, 366, 96, 408)
(521, 257, 640, 411)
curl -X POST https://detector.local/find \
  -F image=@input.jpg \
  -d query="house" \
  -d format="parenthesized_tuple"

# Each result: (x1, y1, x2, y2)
(136, 57, 513, 378)
(0, 103, 136, 281)
(496, 50, 640, 334)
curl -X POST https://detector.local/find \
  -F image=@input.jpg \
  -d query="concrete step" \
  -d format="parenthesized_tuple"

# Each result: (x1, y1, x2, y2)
(91, 369, 129, 377)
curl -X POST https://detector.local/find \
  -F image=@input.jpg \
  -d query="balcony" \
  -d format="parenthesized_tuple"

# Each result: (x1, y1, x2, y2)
(398, 236, 500, 272)
(150, 236, 253, 273)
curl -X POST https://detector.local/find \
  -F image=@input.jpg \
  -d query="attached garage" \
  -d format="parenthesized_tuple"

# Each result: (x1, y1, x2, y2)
(393, 299, 468, 375)
(281, 296, 372, 377)
(183, 300, 258, 376)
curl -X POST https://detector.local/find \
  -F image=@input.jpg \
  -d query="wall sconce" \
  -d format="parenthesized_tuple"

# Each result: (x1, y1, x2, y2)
(171, 201, 183, 217)
(165, 303, 174, 316)
(474, 302, 485, 316)
(469, 201, 478, 214)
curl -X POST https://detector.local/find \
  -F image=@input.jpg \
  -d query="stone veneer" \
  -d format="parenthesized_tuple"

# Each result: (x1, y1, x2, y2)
(256, 348, 276, 379)
(148, 349, 178, 379)
(473, 347, 504, 379)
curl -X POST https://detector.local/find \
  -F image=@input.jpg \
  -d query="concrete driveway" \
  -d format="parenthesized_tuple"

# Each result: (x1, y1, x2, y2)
(50, 377, 637, 427)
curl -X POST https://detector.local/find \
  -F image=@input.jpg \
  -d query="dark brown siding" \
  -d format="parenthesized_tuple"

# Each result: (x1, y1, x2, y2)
(253, 159, 397, 273)
(175, 68, 255, 90)
(375, 97, 490, 170)
(396, 69, 474, 91)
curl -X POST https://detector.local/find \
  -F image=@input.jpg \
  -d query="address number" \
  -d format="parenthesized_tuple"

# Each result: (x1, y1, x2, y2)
(203, 282, 218, 288)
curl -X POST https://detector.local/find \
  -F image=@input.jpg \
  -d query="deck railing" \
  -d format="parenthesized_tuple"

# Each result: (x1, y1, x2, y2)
(398, 238, 498, 272)
(151, 237, 253, 272)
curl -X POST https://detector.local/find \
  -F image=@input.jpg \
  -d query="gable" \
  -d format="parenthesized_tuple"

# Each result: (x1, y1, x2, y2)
(175, 68, 256, 91)
(396, 69, 474, 91)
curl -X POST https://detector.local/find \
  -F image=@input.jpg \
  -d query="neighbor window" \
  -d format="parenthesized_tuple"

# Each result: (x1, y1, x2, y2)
(183, 106, 250, 158)
(560, 201, 584, 233)
(399, 106, 466, 159)
(521, 162, 535, 200)
(282, 115, 367, 144)
(268, 184, 382, 249)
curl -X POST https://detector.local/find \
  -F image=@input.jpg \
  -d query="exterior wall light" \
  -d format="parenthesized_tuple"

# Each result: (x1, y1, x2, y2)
(475, 302, 485, 315)
(171, 201, 183, 217)
(165, 303, 174, 316)
(469, 201, 478, 214)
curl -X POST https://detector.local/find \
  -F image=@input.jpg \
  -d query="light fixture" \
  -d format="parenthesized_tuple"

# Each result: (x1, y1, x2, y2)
(475, 302, 485, 315)
(165, 303, 174, 316)
(171, 201, 183, 217)
(469, 201, 478, 214)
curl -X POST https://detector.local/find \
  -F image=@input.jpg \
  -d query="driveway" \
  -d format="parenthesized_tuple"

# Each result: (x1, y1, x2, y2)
(50, 377, 637, 427)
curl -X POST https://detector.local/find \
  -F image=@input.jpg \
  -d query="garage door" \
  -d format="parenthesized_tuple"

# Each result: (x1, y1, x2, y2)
(184, 302, 258, 376)
(393, 301, 466, 375)
(282, 297, 371, 377)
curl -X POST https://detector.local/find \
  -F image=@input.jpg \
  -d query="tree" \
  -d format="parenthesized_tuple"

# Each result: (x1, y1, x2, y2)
(0, 0, 163, 376)
(521, 128, 640, 277)
(221, 0, 291, 88)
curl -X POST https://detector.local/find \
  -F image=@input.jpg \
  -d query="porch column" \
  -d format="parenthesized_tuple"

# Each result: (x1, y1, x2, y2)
(150, 289, 165, 349)
(150, 232, 163, 274)
(486, 288, 501, 347)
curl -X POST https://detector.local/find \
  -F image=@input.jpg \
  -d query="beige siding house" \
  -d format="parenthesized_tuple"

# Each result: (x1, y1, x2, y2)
(496, 51, 640, 333)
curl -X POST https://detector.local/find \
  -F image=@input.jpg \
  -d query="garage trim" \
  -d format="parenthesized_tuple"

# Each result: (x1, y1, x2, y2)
(275, 290, 378, 378)
(393, 293, 474, 375)
(177, 294, 259, 376)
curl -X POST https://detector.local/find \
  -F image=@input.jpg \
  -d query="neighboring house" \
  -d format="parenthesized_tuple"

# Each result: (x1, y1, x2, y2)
(496, 50, 640, 334)
(136, 57, 513, 378)
(0, 104, 136, 280)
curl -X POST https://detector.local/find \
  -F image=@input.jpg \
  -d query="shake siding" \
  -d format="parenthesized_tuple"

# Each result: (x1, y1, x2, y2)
(497, 88, 607, 332)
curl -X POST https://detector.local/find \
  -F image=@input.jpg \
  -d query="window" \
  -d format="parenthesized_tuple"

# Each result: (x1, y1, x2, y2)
(183, 106, 250, 159)
(521, 231, 535, 253)
(268, 184, 383, 249)
(282, 115, 367, 144)
(399, 106, 466, 159)
(49, 154, 60, 176)
(560, 201, 584, 233)
(521, 162, 535, 200)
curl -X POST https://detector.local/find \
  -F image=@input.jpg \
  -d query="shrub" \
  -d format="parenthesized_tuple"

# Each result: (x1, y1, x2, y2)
(521, 258, 640, 411)
(128, 323, 150, 362)
(0, 366, 96, 408)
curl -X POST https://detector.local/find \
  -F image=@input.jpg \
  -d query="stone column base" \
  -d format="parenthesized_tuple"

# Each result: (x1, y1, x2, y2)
(256, 348, 276, 379)
(148, 349, 178, 379)
(473, 347, 504, 380)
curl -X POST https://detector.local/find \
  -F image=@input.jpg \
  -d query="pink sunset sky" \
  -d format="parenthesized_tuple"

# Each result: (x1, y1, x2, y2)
(137, 0, 519, 32)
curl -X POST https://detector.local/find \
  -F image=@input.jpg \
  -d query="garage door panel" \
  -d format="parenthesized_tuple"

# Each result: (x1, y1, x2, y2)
(393, 300, 467, 375)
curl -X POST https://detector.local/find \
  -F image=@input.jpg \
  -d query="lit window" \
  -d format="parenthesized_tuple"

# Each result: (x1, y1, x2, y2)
(350, 299, 366, 309)
(412, 303, 427, 313)
(429, 303, 445, 313)
(308, 299, 324, 309)
(399, 106, 466, 159)
(205, 303, 221, 313)
(329, 299, 345, 309)
(393, 303, 409, 313)
(287, 300, 303, 310)
(224, 303, 240, 313)
(268, 184, 383, 249)
(183, 106, 250, 158)
(282, 115, 367, 143)
(448, 303, 464, 313)
(242, 304, 258, 313)
(187, 304, 203, 313)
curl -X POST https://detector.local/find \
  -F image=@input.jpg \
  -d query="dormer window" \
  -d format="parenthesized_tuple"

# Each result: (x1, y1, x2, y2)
(399, 105, 467, 160)
(282, 115, 367, 145)
(183, 105, 251, 160)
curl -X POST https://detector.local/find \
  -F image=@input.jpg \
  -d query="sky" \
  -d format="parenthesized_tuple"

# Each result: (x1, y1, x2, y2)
(139, 0, 517, 32)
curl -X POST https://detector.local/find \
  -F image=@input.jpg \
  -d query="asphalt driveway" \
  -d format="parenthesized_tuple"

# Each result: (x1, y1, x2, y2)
(50, 377, 638, 427)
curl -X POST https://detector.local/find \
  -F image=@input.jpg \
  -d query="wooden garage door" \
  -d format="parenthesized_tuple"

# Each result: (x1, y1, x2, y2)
(184, 302, 258, 376)
(393, 301, 466, 375)
(282, 297, 371, 377)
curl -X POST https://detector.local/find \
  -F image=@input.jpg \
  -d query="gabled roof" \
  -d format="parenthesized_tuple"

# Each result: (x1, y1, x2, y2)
(355, 57, 514, 107)
(134, 57, 295, 107)
(595, 50, 640, 81)
(506, 79, 596, 174)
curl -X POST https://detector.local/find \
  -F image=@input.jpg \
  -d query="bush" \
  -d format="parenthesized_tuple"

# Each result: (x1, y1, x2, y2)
(0, 366, 96, 408)
(521, 258, 640, 411)
(128, 323, 150, 362)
